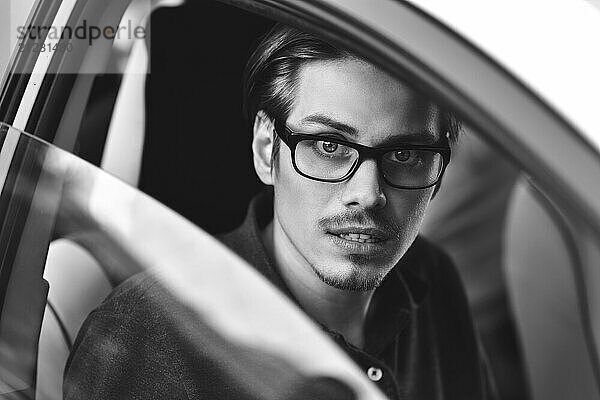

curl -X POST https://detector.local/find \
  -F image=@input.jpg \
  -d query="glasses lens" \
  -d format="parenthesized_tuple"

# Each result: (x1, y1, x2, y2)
(381, 149, 443, 188)
(295, 139, 359, 180)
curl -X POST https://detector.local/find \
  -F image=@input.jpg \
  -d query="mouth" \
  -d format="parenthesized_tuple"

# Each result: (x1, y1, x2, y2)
(326, 227, 390, 244)
(336, 232, 382, 243)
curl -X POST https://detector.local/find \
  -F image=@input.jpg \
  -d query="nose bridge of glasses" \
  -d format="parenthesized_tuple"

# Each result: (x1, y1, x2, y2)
(348, 155, 383, 186)
(341, 155, 387, 208)
(350, 144, 385, 179)
(354, 142, 380, 161)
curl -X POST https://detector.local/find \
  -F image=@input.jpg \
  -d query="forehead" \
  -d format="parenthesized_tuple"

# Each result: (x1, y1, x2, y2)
(287, 58, 442, 144)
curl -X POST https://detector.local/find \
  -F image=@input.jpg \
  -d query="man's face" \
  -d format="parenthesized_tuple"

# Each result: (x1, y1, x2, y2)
(269, 58, 442, 291)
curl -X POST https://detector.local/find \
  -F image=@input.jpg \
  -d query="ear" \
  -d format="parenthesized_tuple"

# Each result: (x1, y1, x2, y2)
(252, 110, 274, 186)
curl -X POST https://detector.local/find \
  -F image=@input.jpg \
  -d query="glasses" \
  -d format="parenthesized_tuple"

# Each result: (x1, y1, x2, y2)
(273, 120, 451, 190)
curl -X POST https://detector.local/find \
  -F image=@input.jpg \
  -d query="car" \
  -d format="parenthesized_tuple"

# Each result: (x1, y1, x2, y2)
(1, 0, 599, 399)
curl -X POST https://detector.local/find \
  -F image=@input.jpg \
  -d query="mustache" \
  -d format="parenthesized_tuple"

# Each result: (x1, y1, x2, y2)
(317, 210, 403, 240)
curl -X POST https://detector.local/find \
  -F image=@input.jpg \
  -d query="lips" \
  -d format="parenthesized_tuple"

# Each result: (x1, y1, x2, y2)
(338, 233, 382, 243)
(327, 227, 390, 244)
(326, 229, 391, 257)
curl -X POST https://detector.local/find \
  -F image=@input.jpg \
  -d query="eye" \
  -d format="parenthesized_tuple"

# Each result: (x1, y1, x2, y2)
(321, 142, 338, 153)
(394, 150, 413, 162)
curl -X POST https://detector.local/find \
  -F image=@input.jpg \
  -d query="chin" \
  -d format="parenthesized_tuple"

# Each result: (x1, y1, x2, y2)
(310, 261, 390, 292)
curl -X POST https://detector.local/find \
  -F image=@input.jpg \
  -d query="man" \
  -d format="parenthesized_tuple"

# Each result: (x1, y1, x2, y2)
(65, 24, 491, 399)
(233, 23, 491, 397)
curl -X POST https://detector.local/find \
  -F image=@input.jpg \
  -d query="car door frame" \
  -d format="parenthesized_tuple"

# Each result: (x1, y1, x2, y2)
(0, 0, 136, 397)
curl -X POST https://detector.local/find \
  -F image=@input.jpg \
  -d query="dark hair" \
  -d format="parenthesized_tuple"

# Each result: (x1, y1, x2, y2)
(243, 23, 461, 164)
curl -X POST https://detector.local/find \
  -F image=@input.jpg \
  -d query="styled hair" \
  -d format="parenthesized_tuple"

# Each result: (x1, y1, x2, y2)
(242, 23, 461, 164)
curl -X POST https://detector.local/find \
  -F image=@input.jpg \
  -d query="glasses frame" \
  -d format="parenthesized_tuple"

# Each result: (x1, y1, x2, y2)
(273, 119, 451, 190)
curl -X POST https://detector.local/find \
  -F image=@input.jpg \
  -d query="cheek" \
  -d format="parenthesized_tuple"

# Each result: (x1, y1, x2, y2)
(386, 188, 433, 232)
(273, 149, 329, 231)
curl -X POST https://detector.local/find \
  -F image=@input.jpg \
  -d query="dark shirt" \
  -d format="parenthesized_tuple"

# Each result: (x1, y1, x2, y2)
(64, 193, 490, 399)
(220, 192, 490, 399)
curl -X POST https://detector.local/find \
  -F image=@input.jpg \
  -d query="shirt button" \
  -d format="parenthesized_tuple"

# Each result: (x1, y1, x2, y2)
(367, 366, 383, 382)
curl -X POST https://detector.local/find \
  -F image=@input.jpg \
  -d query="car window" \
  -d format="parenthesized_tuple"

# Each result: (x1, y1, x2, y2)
(140, 4, 600, 400)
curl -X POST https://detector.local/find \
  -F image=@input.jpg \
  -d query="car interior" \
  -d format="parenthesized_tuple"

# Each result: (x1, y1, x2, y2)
(0, 1, 598, 400)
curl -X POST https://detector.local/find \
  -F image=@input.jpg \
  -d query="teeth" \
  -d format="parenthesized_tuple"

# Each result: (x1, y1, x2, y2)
(338, 233, 380, 243)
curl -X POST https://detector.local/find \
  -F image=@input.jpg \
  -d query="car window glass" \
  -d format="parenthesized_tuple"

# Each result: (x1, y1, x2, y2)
(0, 122, 384, 399)
(141, 6, 597, 400)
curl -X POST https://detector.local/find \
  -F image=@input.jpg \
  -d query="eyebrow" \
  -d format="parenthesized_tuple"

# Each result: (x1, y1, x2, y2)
(298, 113, 439, 145)
(299, 114, 358, 136)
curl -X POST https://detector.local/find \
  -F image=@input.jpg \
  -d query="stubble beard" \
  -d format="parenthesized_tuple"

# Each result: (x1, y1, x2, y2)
(309, 255, 391, 291)
(313, 209, 404, 291)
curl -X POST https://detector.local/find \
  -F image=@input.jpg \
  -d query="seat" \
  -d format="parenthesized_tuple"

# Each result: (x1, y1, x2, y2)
(36, 241, 113, 400)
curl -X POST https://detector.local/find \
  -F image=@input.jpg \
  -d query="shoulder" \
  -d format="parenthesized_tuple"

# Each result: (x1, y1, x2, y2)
(64, 273, 192, 398)
(71, 272, 174, 335)
(216, 224, 249, 255)
(98, 272, 163, 312)
(76, 271, 189, 341)
(66, 273, 170, 357)
(66, 271, 191, 369)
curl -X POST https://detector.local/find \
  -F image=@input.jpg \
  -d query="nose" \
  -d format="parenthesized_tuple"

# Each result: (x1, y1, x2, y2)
(341, 158, 387, 210)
